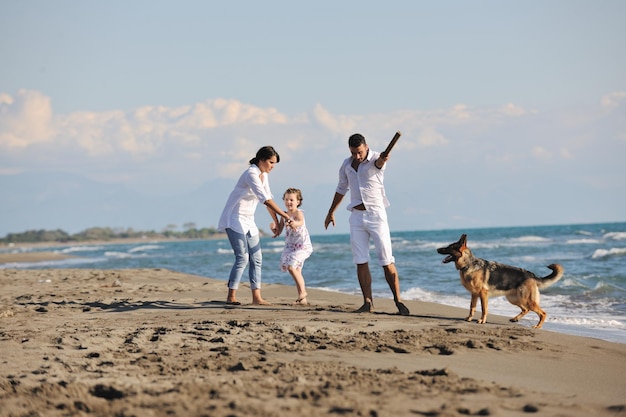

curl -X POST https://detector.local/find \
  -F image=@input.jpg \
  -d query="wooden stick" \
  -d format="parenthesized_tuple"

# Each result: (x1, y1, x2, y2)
(382, 131, 401, 157)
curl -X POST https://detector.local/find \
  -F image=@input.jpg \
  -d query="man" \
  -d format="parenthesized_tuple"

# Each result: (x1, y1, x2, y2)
(324, 133, 410, 315)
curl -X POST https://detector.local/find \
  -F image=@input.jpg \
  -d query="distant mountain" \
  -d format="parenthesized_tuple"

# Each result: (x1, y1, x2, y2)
(0, 172, 233, 236)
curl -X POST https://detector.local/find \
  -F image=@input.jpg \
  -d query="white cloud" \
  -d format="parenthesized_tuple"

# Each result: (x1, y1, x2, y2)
(312, 103, 360, 134)
(450, 104, 471, 120)
(215, 136, 262, 178)
(560, 147, 575, 159)
(532, 146, 552, 160)
(416, 127, 448, 147)
(500, 103, 528, 117)
(1, 89, 625, 236)
(0, 90, 55, 148)
(601, 91, 626, 109)
(60, 110, 126, 156)
(0, 91, 296, 159)
(1, 89, 623, 205)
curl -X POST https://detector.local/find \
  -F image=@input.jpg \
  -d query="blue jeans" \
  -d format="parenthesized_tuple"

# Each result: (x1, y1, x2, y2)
(226, 228, 262, 290)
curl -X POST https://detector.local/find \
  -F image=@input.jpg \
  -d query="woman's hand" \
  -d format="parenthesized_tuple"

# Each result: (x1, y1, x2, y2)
(271, 219, 285, 238)
(270, 221, 279, 238)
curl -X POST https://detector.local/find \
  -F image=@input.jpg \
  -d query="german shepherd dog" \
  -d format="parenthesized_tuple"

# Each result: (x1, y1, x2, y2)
(437, 234, 564, 328)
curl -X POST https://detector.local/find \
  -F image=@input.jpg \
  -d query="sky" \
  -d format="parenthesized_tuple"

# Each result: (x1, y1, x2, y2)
(1, 0, 625, 237)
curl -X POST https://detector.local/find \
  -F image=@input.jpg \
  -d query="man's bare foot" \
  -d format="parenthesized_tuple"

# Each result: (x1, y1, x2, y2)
(395, 301, 410, 316)
(252, 299, 271, 305)
(354, 301, 373, 313)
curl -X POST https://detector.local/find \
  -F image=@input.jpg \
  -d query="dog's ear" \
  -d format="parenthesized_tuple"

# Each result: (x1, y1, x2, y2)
(460, 234, 467, 247)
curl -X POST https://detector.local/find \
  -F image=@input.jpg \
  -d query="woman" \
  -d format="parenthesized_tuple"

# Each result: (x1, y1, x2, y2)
(217, 146, 293, 305)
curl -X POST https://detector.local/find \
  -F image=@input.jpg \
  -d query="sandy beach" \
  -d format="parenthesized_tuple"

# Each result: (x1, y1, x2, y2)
(1, 259, 625, 416)
(0, 251, 75, 265)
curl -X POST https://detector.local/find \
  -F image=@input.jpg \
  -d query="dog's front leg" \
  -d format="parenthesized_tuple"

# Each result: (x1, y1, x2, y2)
(477, 290, 488, 324)
(466, 294, 478, 322)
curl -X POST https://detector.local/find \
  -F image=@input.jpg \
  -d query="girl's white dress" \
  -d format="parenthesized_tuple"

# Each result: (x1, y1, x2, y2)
(280, 211, 313, 270)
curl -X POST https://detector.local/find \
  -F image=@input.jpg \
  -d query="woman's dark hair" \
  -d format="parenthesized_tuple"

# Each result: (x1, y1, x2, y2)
(250, 146, 280, 165)
(348, 133, 366, 148)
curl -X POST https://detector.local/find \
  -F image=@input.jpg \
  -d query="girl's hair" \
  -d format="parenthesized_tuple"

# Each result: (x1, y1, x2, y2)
(283, 187, 303, 208)
(249, 146, 280, 165)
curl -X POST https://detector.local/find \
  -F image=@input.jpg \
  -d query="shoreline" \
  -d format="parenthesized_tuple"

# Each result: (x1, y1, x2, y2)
(0, 251, 76, 265)
(1, 268, 625, 416)
(1, 251, 624, 345)
(0, 235, 228, 251)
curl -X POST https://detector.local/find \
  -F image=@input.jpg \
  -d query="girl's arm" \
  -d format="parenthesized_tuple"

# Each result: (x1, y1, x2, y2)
(264, 199, 293, 237)
(288, 209, 305, 229)
(264, 199, 291, 223)
(270, 217, 285, 237)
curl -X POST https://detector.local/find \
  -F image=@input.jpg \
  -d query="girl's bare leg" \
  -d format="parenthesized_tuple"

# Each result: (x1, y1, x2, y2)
(288, 266, 308, 304)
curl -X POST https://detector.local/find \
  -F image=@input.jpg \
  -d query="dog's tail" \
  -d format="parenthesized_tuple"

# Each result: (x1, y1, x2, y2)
(535, 264, 564, 289)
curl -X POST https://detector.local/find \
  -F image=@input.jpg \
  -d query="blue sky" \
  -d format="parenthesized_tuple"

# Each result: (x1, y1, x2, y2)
(1, 1, 625, 236)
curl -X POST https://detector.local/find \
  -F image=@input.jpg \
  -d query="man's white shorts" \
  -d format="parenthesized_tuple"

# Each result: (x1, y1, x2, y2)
(348, 208, 395, 266)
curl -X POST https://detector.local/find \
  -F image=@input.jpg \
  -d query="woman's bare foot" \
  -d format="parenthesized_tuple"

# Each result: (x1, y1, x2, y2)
(251, 289, 270, 305)
(226, 289, 240, 305)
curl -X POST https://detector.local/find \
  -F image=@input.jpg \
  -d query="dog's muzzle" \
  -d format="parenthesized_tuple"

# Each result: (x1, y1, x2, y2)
(437, 248, 455, 264)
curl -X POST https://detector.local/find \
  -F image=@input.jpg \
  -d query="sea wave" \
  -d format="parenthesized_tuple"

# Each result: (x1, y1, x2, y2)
(591, 247, 626, 259)
(311, 241, 352, 252)
(511, 235, 552, 244)
(393, 239, 439, 251)
(264, 246, 284, 254)
(0, 247, 33, 254)
(0, 257, 102, 269)
(59, 245, 106, 253)
(604, 231, 626, 241)
(395, 286, 626, 339)
(128, 245, 162, 253)
(459, 241, 501, 249)
(403, 298, 625, 342)
(547, 316, 626, 330)
(104, 251, 151, 259)
(566, 238, 601, 245)
(400, 286, 444, 303)
(463, 236, 552, 250)
(559, 277, 593, 290)
(588, 281, 626, 296)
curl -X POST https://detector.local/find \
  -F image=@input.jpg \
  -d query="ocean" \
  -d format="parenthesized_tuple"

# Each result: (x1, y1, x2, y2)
(2, 222, 625, 344)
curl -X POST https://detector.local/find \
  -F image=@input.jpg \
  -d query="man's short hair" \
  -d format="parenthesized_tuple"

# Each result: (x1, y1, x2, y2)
(348, 133, 366, 148)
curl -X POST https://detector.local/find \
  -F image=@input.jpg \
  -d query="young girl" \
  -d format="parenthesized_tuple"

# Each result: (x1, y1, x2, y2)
(276, 188, 313, 305)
